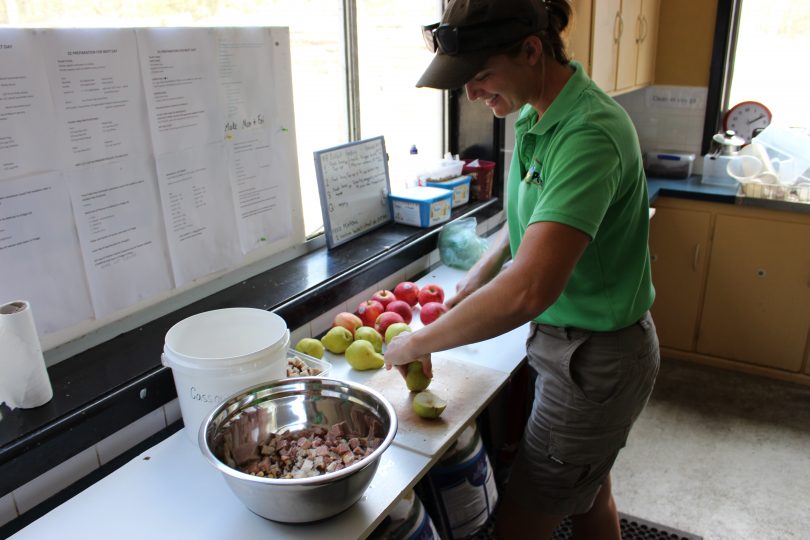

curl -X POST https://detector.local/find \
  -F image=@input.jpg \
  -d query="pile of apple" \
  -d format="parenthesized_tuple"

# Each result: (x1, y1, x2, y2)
(294, 281, 448, 372)
(293, 281, 450, 419)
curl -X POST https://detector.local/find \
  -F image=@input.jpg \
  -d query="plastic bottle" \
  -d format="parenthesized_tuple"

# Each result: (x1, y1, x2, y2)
(406, 144, 421, 189)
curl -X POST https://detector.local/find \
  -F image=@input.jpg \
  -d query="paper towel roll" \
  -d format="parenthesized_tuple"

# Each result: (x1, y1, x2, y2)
(0, 301, 53, 410)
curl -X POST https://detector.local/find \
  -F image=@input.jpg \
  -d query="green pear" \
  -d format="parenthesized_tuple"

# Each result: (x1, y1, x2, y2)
(354, 326, 383, 353)
(295, 337, 325, 359)
(405, 361, 431, 392)
(345, 340, 384, 370)
(412, 390, 447, 419)
(320, 326, 353, 354)
(384, 322, 412, 345)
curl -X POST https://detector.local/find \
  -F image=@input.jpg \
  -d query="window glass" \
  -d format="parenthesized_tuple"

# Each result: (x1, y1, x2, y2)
(728, 0, 810, 130)
(357, 0, 444, 192)
(1, 0, 348, 237)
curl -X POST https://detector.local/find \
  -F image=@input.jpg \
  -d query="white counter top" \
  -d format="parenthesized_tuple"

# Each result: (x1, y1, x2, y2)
(12, 262, 529, 540)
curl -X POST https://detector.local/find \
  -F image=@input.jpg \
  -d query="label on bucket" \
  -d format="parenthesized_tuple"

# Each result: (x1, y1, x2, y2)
(425, 437, 498, 539)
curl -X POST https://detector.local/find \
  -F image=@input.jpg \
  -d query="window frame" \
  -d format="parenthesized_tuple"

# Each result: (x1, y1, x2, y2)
(702, 0, 739, 156)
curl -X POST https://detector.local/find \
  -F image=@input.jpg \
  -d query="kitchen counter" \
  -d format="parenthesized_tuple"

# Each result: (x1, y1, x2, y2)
(647, 176, 738, 204)
(647, 175, 810, 214)
(10, 263, 530, 540)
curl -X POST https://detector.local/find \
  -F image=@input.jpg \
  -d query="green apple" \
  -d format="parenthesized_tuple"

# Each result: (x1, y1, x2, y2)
(294, 337, 325, 359)
(412, 390, 447, 419)
(405, 361, 431, 392)
(320, 326, 353, 354)
(345, 340, 384, 370)
(384, 322, 412, 345)
(354, 326, 383, 353)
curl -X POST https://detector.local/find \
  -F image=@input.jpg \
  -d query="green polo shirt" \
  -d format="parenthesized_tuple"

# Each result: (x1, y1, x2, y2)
(506, 62, 654, 331)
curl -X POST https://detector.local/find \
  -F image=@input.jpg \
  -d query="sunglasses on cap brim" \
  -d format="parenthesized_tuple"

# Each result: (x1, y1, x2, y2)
(421, 16, 543, 56)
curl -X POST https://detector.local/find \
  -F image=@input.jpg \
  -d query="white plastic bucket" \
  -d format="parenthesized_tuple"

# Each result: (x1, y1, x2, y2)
(161, 308, 289, 442)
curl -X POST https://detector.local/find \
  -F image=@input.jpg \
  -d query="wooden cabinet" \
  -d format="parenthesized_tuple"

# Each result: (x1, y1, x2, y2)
(649, 207, 712, 351)
(568, 0, 594, 71)
(651, 197, 810, 385)
(632, 0, 660, 87)
(586, 0, 660, 94)
(697, 215, 810, 372)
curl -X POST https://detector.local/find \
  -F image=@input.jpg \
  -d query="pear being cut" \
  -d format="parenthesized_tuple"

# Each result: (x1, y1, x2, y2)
(405, 361, 431, 392)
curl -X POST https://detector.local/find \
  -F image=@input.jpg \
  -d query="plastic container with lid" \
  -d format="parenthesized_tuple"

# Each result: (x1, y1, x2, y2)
(389, 187, 453, 228)
(461, 159, 496, 200)
(644, 151, 695, 179)
(425, 174, 471, 207)
(286, 348, 332, 377)
(161, 308, 289, 443)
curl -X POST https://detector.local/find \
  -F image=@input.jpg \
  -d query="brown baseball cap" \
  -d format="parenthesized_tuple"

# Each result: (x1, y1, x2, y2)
(416, 0, 549, 89)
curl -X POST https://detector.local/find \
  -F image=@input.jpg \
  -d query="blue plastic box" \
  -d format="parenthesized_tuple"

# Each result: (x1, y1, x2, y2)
(389, 187, 453, 228)
(426, 174, 472, 208)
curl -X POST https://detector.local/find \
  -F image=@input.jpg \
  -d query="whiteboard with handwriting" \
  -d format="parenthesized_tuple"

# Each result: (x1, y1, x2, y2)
(314, 136, 392, 248)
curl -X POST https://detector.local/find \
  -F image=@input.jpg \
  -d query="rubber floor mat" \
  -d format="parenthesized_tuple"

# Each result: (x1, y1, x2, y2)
(550, 512, 702, 540)
(467, 512, 701, 540)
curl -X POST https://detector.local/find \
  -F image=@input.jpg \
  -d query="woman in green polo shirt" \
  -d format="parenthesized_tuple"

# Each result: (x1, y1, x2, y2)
(384, 0, 660, 538)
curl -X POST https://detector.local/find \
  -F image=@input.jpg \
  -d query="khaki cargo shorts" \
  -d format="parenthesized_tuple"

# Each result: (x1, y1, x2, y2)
(504, 311, 660, 516)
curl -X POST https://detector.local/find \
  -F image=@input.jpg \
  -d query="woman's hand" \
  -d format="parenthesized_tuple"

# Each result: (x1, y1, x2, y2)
(383, 331, 432, 379)
(445, 263, 492, 309)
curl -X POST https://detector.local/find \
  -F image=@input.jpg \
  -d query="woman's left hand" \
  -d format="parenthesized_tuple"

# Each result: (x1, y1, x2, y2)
(384, 331, 433, 379)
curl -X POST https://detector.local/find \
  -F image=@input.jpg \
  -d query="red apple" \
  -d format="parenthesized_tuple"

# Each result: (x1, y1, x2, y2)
(356, 300, 384, 327)
(418, 284, 445, 306)
(375, 311, 405, 336)
(420, 302, 448, 325)
(371, 289, 397, 309)
(385, 300, 413, 324)
(332, 312, 363, 333)
(393, 281, 420, 307)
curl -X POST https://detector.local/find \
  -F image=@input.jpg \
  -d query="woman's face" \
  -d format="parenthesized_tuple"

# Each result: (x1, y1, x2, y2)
(464, 50, 533, 118)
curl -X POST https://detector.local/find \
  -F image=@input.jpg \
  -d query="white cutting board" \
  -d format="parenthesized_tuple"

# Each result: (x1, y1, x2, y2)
(360, 355, 508, 457)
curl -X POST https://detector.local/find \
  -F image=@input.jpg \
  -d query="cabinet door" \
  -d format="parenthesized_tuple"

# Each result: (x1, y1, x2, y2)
(591, 0, 621, 91)
(569, 0, 593, 73)
(634, 0, 659, 86)
(615, 0, 641, 90)
(649, 207, 712, 351)
(697, 215, 810, 371)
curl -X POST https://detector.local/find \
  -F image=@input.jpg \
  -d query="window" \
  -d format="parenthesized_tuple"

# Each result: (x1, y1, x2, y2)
(1, 0, 444, 236)
(708, 0, 809, 142)
(357, 0, 444, 193)
(726, 0, 810, 131)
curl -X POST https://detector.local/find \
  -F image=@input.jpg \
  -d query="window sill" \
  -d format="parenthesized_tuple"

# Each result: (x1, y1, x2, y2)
(0, 198, 502, 496)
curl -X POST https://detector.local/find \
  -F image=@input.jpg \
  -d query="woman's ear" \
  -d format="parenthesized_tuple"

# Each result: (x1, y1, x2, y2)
(523, 35, 544, 65)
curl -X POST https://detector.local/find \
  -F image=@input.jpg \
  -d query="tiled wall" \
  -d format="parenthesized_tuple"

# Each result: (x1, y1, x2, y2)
(0, 210, 506, 530)
(501, 85, 710, 182)
(614, 85, 709, 169)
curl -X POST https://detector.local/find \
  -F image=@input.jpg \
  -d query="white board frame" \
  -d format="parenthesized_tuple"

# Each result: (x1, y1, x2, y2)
(314, 136, 392, 249)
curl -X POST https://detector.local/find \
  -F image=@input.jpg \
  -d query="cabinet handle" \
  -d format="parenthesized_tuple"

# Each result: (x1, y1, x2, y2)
(614, 12, 622, 43)
(651, 253, 658, 263)
(635, 15, 642, 43)
(692, 243, 701, 272)
(640, 15, 649, 42)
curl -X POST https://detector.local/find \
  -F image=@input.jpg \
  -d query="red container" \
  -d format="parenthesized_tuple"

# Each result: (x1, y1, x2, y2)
(461, 159, 496, 201)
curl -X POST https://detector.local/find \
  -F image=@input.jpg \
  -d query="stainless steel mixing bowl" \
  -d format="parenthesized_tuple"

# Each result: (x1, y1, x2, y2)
(198, 377, 397, 523)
